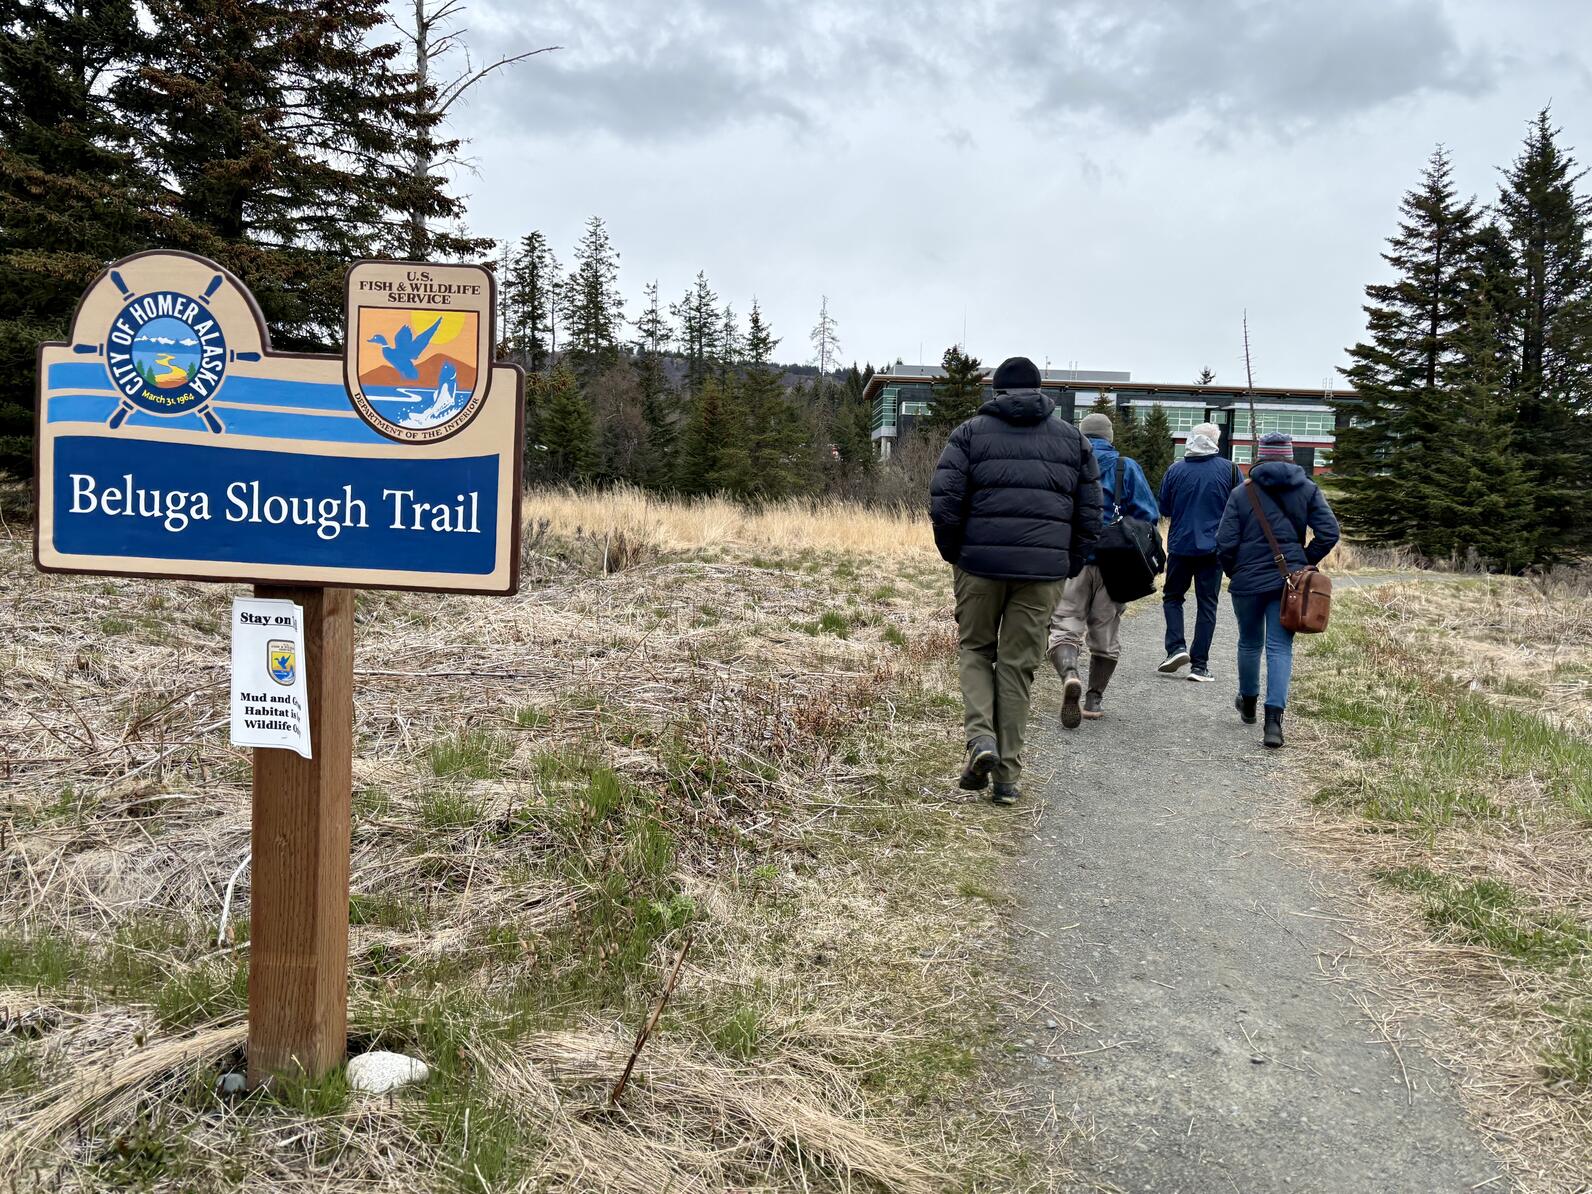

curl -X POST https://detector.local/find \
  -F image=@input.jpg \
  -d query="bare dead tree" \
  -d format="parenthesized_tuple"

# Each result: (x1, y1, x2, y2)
(398, 1, 559, 257)
(1242, 309, 1260, 466)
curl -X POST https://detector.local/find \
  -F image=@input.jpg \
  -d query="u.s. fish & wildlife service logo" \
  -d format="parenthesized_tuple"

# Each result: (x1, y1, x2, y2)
(104, 273, 230, 433)
(343, 261, 494, 443)
(267, 639, 296, 686)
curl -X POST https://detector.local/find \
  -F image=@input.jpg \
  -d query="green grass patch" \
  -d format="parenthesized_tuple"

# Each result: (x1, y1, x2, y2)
(350, 891, 426, 929)
(1543, 1008, 1592, 1086)
(1300, 600, 1592, 823)
(1376, 867, 1592, 970)
(796, 610, 852, 638)
(429, 727, 510, 780)
(513, 705, 550, 729)
(882, 625, 907, 647)
(419, 787, 484, 830)
(705, 997, 766, 1061)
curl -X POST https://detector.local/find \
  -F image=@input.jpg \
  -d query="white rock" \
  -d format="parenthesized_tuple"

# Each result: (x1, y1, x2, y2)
(347, 1051, 430, 1094)
(215, 1071, 247, 1095)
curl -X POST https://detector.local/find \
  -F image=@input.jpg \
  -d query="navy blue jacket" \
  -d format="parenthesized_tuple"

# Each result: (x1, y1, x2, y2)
(1159, 453, 1241, 557)
(930, 389, 1104, 582)
(1216, 461, 1341, 596)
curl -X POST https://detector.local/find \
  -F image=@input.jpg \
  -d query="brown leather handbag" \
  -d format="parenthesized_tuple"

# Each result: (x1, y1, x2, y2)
(1245, 481, 1332, 634)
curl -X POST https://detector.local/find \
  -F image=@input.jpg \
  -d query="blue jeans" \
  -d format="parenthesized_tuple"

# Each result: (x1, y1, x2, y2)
(1230, 590, 1294, 709)
(1162, 553, 1222, 668)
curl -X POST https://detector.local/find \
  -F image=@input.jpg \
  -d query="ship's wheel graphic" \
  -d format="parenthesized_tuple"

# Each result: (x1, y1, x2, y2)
(72, 268, 262, 435)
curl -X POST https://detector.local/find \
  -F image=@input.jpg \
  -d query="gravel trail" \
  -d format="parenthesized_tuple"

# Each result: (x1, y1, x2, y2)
(1006, 581, 1503, 1193)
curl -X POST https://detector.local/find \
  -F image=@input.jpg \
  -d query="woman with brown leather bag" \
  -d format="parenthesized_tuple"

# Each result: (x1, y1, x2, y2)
(1215, 432, 1341, 748)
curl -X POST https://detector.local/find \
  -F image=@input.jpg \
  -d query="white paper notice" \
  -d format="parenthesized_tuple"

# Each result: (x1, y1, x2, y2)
(230, 597, 313, 759)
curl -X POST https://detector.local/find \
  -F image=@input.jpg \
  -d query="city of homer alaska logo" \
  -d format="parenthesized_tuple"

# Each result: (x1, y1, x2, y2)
(104, 270, 230, 433)
(343, 261, 494, 443)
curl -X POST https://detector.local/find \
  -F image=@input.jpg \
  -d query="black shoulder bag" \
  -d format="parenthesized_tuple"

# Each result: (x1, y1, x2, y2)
(1094, 456, 1166, 603)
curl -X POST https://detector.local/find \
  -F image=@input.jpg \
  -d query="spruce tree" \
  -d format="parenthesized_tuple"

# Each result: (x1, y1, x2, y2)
(505, 231, 559, 372)
(832, 363, 875, 476)
(676, 378, 730, 495)
(921, 346, 985, 437)
(718, 303, 741, 379)
(0, 0, 163, 473)
(1138, 404, 1175, 490)
(538, 363, 597, 481)
(1497, 109, 1592, 561)
(1115, 405, 1146, 465)
(1335, 146, 1481, 547)
(672, 272, 721, 398)
(1424, 244, 1537, 570)
(117, 0, 421, 350)
(1196, 367, 1216, 385)
(728, 302, 806, 499)
(560, 216, 623, 376)
(632, 280, 677, 489)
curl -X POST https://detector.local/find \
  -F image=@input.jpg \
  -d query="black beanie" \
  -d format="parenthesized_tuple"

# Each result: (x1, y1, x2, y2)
(992, 356, 1042, 392)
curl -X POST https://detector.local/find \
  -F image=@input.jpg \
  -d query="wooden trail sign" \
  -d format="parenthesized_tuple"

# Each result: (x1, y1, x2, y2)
(35, 251, 524, 1085)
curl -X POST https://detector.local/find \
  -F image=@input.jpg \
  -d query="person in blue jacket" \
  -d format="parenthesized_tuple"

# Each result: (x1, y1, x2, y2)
(1157, 422, 1242, 682)
(1216, 432, 1340, 748)
(1048, 410, 1159, 725)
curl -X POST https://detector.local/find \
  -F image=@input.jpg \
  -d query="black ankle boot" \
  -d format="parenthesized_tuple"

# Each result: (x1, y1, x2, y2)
(1263, 705, 1285, 748)
(1235, 694, 1257, 725)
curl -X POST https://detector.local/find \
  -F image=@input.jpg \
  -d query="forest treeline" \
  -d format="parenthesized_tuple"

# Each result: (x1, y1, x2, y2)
(495, 221, 879, 499)
(1333, 111, 1592, 570)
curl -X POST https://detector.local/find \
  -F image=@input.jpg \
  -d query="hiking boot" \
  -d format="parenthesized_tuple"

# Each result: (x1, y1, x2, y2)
(1263, 706, 1285, 749)
(1235, 694, 1258, 724)
(958, 736, 999, 790)
(991, 782, 1021, 806)
(1081, 657, 1117, 720)
(1187, 666, 1215, 683)
(1158, 649, 1191, 674)
(1051, 644, 1084, 730)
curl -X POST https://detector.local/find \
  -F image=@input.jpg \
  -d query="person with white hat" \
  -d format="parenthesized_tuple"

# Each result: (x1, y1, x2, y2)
(1155, 422, 1241, 681)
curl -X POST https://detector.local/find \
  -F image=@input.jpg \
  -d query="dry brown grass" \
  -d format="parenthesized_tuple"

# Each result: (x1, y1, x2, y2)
(1279, 579, 1592, 1192)
(0, 490, 1040, 1192)
(525, 483, 937, 559)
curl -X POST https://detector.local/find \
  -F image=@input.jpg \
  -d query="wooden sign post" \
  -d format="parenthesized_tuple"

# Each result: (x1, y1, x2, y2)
(246, 585, 353, 1084)
(35, 252, 523, 1085)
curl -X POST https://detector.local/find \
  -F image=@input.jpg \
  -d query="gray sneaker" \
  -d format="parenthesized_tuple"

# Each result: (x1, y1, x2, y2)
(1158, 649, 1191, 674)
(991, 782, 1021, 806)
(1187, 666, 1215, 683)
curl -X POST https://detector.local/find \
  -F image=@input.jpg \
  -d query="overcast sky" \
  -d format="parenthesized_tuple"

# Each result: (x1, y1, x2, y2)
(447, 0, 1592, 389)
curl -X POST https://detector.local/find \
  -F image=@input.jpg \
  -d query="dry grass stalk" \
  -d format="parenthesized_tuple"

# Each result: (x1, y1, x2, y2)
(0, 1021, 246, 1179)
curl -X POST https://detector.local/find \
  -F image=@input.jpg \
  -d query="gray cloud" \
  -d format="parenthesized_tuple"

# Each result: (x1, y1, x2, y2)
(471, 0, 1501, 141)
(1011, 0, 1498, 132)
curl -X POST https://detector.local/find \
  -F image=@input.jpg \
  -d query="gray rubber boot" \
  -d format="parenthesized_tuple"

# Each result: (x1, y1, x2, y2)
(1082, 656, 1118, 720)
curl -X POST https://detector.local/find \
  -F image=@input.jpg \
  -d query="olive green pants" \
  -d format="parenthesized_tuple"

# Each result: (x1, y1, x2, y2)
(953, 568, 1065, 785)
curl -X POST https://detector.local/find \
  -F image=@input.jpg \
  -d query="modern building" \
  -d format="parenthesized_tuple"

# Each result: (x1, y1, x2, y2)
(864, 365, 1355, 473)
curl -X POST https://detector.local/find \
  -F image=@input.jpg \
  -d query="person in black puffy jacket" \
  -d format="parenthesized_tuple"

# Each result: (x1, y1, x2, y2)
(929, 356, 1104, 806)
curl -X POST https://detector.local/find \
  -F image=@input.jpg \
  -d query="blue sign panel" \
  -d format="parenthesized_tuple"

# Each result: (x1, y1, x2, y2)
(35, 252, 523, 593)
